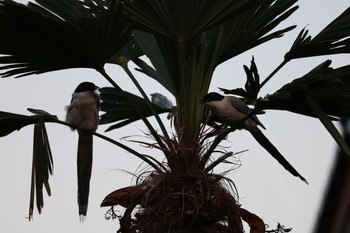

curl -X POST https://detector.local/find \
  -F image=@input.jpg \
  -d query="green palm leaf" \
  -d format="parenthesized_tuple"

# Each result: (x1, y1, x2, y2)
(108, 35, 143, 66)
(133, 0, 298, 97)
(100, 87, 171, 131)
(29, 119, 53, 219)
(255, 60, 350, 158)
(256, 60, 350, 117)
(0, 0, 131, 78)
(130, 0, 298, 147)
(29, 0, 111, 21)
(133, 31, 176, 96)
(214, 0, 298, 65)
(286, 6, 350, 60)
(122, 0, 257, 41)
(219, 57, 261, 104)
(0, 109, 55, 218)
(0, 111, 57, 136)
(305, 96, 350, 159)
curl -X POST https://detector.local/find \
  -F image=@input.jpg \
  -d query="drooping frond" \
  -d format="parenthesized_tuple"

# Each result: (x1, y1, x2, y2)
(29, 120, 53, 220)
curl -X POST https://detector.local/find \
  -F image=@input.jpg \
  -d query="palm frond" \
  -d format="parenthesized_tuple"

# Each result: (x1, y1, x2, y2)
(133, 31, 177, 96)
(255, 60, 350, 158)
(214, 0, 298, 65)
(305, 96, 350, 159)
(286, 6, 350, 60)
(27, 108, 52, 116)
(0, 111, 57, 136)
(29, 119, 53, 220)
(0, 0, 131, 78)
(29, 0, 112, 21)
(122, 0, 257, 41)
(256, 60, 350, 117)
(133, 0, 298, 97)
(219, 57, 261, 104)
(100, 87, 171, 131)
(108, 35, 143, 66)
(0, 108, 55, 219)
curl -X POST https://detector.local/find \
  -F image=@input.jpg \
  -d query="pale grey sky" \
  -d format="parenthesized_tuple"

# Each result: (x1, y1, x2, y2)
(0, 1, 349, 232)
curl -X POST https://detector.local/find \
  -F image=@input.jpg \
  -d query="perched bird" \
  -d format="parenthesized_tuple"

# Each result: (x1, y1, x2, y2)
(201, 92, 307, 183)
(151, 92, 174, 119)
(66, 82, 100, 220)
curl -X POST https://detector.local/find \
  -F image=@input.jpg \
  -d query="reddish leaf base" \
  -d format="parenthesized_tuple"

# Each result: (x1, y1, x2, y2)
(101, 171, 265, 233)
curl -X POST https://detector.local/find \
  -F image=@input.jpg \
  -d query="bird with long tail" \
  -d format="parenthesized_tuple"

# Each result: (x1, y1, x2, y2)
(66, 82, 100, 221)
(201, 92, 307, 184)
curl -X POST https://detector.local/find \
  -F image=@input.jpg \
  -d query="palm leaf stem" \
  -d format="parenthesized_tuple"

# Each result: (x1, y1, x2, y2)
(260, 59, 289, 89)
(121, 64, 170, 140)
(52, 119, 165, 171)
(177, 41, 186, 129)
(204, 152, 234, 173)
(98, 68, 171, 159)
(93, 130, 166, 171)
(305, 96, 350, 159)
(204, 150, 248, 173)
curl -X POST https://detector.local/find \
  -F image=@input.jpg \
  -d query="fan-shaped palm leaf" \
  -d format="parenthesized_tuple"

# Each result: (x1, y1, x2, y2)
(100, 87, 172, 131)
(122, 0, 258, 41)
(130, 0, 297, 147)
(286, 6, 350, 60)
(255, 60, 350, 158)
(29, 0, 112, 21)
(213, 0, 298, 65)
(0, 111, 57, 136)
(133, 32, 176, 96)
(219, 57, 261, 104)
(108, 35, 143, 66)
(0, 0, 132, 78)
(133, 0, 298, 98)
(256, 60, 350, 117)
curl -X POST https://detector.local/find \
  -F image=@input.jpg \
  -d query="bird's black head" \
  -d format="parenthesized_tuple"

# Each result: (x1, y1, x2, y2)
(74, 82, 99, 93)
(200, 92, 224, 103)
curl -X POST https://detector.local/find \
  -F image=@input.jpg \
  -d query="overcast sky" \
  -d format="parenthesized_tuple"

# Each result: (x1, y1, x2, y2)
(0, 1, 349, 233)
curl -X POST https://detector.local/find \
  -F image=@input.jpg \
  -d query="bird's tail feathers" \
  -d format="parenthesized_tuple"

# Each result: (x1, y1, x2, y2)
(79, 214, 87, 223)
(77, 131, 93, 217)
(249, 128, 308, 184)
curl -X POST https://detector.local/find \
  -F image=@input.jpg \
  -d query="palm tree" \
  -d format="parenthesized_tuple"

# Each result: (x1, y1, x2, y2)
(1, 0, 350, 232)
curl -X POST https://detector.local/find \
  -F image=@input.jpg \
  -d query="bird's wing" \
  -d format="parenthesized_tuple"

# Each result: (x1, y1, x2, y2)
(229, 97, 266, 129)
(230, 100, 251, 115)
